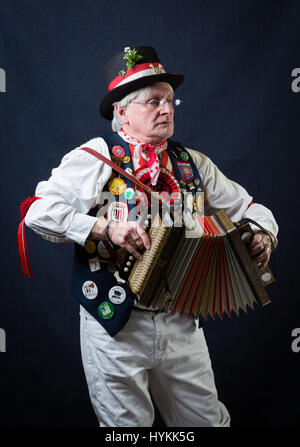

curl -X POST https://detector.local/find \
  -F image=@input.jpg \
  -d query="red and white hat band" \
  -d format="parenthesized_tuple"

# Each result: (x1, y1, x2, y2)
(108, 62, 166, 91)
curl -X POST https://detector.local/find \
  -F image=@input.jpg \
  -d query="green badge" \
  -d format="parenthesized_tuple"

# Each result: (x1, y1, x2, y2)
(97, 301, 115, 320)
(180, 152, 189, 161)
(124, 187, 135, 200)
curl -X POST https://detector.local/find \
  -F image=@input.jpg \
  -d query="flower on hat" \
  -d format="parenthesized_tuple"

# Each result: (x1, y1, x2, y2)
(118, 47, 143, 77)
(149, 63, 165, 74)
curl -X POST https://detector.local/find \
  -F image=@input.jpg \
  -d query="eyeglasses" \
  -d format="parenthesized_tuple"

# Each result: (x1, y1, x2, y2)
(130, 98, 183, 109)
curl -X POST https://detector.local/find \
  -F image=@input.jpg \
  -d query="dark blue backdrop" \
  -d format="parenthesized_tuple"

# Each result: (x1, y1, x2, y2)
(0, 0, 299, 427)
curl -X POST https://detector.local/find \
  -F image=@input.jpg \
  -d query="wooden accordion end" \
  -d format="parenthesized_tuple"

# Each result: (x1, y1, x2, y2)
(120, 210, 275, 319)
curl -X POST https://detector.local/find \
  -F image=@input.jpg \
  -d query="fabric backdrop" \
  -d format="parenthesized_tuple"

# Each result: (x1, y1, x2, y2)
(0, 0, 299, 427)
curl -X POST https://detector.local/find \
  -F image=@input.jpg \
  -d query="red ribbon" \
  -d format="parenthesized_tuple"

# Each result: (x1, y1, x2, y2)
(18, 196, 41, 277)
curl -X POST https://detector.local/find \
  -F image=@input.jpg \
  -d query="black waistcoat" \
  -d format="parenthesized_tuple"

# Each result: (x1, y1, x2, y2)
(71, 132, 202, 336)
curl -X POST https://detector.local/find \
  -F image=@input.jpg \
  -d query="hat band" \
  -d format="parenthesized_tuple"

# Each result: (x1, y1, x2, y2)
(108, 62, 166, 91)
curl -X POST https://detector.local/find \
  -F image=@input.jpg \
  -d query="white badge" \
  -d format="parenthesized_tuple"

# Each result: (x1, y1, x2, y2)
(109, 286, 126, 304)
(82, 281, 98, 300)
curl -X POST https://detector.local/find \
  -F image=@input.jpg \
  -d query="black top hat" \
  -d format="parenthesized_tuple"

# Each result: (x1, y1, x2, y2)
(100, 46, 184, 120)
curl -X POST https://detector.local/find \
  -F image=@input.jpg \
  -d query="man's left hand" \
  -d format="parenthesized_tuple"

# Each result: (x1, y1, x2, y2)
(247, 230, 272, 269)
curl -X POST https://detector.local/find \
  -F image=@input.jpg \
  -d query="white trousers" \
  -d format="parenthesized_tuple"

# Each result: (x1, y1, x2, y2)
(80, 306, 230, 427)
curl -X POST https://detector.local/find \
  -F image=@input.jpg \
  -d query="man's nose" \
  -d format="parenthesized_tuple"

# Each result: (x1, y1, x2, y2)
(160, 100, 174, 113)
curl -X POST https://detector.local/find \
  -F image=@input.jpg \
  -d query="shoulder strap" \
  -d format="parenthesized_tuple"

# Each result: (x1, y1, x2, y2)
(80, 146, 153, 196)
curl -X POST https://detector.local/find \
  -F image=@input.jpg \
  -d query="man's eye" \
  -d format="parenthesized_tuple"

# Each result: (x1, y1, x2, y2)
(149, 100, 160, 106)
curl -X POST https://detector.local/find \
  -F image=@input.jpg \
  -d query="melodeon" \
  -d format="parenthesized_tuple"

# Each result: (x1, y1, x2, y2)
(119, 210, 275, 319)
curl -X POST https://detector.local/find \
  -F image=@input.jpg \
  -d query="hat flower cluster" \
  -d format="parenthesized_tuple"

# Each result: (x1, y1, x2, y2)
(118, 47, 144, 77)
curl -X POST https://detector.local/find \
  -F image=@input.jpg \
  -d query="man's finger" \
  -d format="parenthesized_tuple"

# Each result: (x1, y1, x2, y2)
(135, 224, 151, 250)
(125, 242, 143, 260)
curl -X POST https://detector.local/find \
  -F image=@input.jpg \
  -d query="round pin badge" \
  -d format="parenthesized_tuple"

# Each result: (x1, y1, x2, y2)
(112, 145, 125, 158)
(180, 152, 189, 161)
(97, 240, 111, 258)
(97, 301, 115, 320)
(108, 177, 126, 195)
(82, 281, 98, 300)
(109, 286, 126, 304)
(124, 187, 135, 200)
(123, 155, 131, 164)
(194, 178, 200, 186)
(85, 240, 97, 254)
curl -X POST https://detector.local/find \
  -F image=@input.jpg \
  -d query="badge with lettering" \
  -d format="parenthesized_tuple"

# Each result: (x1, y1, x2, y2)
(123, 155, 131, 164)
(108, 177, 126, 195)
(109, 286, 126, 304)
(82, 281, 98, 300)
(112, 145, 125, 158)
(107, 201, 129, 222)
(97, 301, 115, 320)
(176, 161, 194, 181)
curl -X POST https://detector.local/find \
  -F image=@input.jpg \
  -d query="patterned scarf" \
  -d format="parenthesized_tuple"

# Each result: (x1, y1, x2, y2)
(118, 129, 167, 185)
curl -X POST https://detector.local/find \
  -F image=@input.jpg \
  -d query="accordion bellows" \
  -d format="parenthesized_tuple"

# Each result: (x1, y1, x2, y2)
(123, 210, 275, 319)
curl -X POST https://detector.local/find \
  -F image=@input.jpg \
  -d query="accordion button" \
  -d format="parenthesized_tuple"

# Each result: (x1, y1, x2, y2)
(261, 272, 272, 282)
(129, 256, 134, 261)
(126, 261, 131, 267)
(124, 267, 129, 272)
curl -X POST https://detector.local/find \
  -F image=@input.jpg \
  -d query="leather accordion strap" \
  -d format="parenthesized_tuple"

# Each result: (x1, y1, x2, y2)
(80, 147, 154, 196)
(239, 217, 277, 279)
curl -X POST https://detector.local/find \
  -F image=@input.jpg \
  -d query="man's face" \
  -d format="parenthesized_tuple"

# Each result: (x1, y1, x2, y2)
(118, 82, 174, 145)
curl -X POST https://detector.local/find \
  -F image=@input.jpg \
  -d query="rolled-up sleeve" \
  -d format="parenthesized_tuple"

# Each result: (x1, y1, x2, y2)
(25, 137, 112, 246)
(188, 149, 279, 243)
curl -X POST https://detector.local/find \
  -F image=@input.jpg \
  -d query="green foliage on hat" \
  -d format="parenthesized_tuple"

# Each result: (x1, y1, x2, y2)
(118, 47, 143, 77)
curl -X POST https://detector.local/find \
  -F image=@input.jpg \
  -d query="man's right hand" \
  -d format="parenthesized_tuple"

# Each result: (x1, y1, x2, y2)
(89, 219, 150, 260)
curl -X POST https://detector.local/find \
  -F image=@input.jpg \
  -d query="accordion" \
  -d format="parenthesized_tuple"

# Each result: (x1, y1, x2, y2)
(119, 210, 275, 319)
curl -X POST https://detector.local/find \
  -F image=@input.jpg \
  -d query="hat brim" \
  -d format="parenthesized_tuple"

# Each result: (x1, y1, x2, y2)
(100, 73, 184, 120)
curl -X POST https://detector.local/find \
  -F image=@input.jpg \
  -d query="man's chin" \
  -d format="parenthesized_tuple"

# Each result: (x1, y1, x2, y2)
(156, 124, 174, 138)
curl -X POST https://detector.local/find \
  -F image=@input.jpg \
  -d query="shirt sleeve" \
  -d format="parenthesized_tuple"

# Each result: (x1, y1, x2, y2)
(188, 148, 279, 244)
(25, 137, 112, 246)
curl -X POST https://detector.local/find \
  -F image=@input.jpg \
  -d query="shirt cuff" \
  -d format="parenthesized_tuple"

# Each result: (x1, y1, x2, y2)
(65, 213, 99, 246)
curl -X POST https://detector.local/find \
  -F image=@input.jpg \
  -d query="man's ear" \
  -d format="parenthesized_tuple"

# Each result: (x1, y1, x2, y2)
(115, 104, 129, 125)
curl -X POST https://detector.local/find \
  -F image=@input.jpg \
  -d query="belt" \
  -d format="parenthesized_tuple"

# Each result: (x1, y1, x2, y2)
(133, 306, 161, 313)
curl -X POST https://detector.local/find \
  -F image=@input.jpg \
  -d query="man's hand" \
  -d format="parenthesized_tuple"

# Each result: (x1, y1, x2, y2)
(247, 230, 273, 269)
(89, 219, 150, 260)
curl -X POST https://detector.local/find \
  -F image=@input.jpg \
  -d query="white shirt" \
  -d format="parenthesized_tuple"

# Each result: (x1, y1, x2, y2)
(25, 136, 279, 244)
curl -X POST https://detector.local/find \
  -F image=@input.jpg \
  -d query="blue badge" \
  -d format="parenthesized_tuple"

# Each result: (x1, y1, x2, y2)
(176, 161, 194, 181)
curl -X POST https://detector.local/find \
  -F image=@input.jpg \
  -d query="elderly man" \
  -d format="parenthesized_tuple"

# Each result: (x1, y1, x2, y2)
(24, 46, 278, 427)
